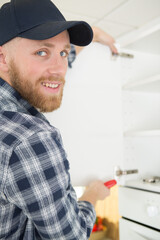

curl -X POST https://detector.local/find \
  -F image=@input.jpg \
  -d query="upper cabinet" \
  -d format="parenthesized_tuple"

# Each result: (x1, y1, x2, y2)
(120, 48, 160, 139)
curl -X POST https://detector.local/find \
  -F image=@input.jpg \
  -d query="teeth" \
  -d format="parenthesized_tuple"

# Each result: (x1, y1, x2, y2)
(43, 83, 59, 89)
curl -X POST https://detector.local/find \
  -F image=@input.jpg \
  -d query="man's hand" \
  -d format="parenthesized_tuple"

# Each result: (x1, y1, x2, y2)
(92, 26, 118, 54)
(79, 180, 110, 206)
(75, 26, 118, 55)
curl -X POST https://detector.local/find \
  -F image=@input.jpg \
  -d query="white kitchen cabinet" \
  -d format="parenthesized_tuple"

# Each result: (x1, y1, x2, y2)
(45, 42, 160, 186)
(119, 218, 160, 240)
(121, 50, 160, 179)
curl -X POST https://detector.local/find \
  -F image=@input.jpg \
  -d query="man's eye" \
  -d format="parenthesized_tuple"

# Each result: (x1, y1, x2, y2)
(36, 51, 47, 56)
(60, 51, 68, 57)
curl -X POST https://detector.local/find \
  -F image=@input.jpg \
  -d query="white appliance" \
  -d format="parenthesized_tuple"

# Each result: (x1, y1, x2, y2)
(119, 179, 160, 240)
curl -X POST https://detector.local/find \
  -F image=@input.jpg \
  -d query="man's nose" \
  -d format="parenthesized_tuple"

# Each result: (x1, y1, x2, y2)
(48, 55, 67, 76)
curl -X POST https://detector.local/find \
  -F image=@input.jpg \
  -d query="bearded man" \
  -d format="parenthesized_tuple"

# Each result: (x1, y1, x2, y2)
(0, 0, 110, 239)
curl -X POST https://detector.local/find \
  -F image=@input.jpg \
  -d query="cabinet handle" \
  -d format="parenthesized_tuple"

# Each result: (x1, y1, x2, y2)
(112, 52, 134, 58)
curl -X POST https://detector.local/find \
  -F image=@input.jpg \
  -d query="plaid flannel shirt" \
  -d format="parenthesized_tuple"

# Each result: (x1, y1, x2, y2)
(68, 44, 76, 68)
(0, 78, 96, 239)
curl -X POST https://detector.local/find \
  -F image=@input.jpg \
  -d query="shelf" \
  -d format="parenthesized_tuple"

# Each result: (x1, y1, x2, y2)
(122, 74, 160, 92)
(124, 129, 160, 137)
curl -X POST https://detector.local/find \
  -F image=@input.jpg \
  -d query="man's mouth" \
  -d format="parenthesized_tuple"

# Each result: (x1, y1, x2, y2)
(42, 82, 59, 89)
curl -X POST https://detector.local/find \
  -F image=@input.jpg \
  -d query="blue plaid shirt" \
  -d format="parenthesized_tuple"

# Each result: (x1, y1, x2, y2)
(68, 44, 76, 68)
(0, 78, 96, 239)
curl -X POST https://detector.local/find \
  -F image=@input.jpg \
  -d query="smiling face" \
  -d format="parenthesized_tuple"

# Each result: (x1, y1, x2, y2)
(4, 31, 70, 112)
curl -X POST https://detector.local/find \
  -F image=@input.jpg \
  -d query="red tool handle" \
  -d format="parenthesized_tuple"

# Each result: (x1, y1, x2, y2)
(104, 179, 117, 189)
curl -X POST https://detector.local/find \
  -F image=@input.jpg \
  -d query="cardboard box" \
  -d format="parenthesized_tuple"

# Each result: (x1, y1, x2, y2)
(89, 218, 109, 240)
(89, 229, 108, 240)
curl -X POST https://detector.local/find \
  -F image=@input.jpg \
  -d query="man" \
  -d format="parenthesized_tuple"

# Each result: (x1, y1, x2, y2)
(0, 0, 110, 239)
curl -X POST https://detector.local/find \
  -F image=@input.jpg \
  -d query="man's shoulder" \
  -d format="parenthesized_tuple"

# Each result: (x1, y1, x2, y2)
(1, 110, 46, 127)
(0, 110, 55, 147)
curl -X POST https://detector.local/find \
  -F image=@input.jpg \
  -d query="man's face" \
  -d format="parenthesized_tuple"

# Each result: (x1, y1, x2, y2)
(7, 31, 70, 112)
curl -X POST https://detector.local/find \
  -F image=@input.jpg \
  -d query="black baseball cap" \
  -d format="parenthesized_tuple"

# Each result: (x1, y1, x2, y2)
(0, 0, 93, 46)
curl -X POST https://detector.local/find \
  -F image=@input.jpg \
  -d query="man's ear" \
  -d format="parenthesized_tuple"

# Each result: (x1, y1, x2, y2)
(0, 46, 9, 72)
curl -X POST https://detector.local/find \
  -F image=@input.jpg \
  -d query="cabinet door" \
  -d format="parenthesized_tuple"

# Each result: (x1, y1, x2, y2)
(45, 43, 160, 186)
(119, 218, 160, 240)
(119, 186, 160, 229)
(45, 43, 123, 186)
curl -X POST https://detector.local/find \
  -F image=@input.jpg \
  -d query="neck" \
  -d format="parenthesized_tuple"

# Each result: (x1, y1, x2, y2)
(0, 72, 12, 86)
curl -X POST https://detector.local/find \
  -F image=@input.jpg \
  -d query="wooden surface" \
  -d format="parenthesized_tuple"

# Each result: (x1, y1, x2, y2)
(95, 185, 120, 240)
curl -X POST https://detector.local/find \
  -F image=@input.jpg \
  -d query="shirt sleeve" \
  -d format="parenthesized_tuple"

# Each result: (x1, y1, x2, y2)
(5, 130, 96, 239)
(68, 44, 76, 68)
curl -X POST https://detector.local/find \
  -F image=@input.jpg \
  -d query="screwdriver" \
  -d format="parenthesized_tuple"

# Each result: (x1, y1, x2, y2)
(104, 179, 117, 189)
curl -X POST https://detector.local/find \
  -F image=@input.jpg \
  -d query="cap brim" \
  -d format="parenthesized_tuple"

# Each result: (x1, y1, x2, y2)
(19, 21, 93, 46)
